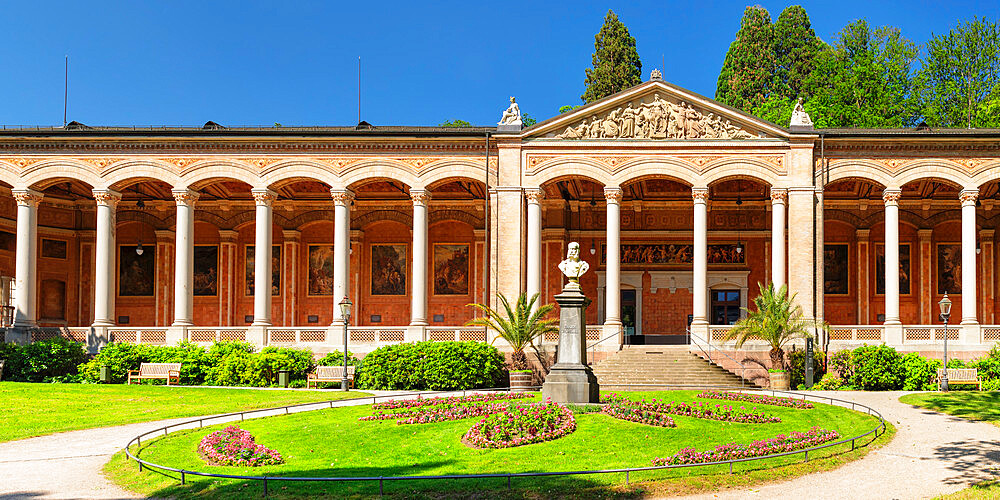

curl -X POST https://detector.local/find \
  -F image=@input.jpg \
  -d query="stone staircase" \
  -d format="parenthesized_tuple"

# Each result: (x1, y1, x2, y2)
(592, 346, 748, 390)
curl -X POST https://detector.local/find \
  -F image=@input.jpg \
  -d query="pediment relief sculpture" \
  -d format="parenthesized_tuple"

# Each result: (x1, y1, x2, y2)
(554, 93, 756, 140)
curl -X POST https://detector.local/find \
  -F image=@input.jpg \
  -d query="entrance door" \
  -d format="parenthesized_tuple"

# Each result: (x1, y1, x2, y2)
(621, 289, 637, 336)
(711, 290, 741, 325)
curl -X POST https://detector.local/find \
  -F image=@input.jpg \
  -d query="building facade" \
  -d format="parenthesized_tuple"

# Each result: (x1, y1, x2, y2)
(1, 77, 998, 363)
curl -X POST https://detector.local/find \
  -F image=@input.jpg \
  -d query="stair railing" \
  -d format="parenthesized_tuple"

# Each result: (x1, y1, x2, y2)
(688, 327, 746, 389)
(586, 331, 622, 366)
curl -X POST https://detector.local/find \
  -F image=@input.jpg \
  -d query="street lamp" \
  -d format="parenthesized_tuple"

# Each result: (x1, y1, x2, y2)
(339, 296, 353, 392)
(938, 293, 952, 392)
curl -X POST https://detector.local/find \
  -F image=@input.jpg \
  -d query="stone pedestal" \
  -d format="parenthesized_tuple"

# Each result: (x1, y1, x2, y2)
(542, 285, 600, 403)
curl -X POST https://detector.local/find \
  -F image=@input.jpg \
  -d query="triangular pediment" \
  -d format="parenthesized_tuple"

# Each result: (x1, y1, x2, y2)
(523, 80, 790, 140)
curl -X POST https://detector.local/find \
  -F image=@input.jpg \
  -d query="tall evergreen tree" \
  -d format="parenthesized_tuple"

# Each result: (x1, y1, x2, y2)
(916, 17, 1000, 128)
(581, 10, 642, 104)
(772, 5, 824, 101)
(804, 19, 920, 128)
(716, 6, 777, 113)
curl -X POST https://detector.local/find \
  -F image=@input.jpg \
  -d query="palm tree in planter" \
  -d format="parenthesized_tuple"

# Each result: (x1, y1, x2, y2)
(723, 283, 826, 390)
(467, 293, 557, 389)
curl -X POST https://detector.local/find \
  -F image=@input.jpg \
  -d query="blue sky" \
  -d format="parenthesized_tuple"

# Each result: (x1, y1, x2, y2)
(1, 1, 997, 128)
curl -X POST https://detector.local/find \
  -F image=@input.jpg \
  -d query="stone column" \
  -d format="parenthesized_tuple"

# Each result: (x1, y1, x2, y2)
(770, 188, 787, 289)
(251, 189, 276, 326)
(330, 189, 354, 325)
(525, 188, 543, 309)
(787, 187, 818, 321)
(883, 189, 902, 325)
(604, 187, 623, 335)
(171, 188, 198, 328)
(11, 190, 42, 334)
(960, 189, 979, 326)
(92, 189, 121, 329)
(691, 188, 709, 329)
(410, 189, 430, 327)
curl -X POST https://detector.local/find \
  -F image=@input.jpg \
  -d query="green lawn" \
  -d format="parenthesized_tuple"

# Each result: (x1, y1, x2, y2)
(107, 390, 891, 499)
(0, 382, 369, 442)
(899, 392, 1000, 427)
(934, 480, 1000, 500)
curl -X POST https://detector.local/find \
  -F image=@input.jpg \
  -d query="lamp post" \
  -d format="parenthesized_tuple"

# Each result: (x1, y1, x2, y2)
(339, 296, 352, 392)
(938, 293, 952, 392)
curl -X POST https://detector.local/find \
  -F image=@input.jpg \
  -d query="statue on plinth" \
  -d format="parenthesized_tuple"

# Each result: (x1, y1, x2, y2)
(542, 241, 600, 404)
(498, 96, 523, 126)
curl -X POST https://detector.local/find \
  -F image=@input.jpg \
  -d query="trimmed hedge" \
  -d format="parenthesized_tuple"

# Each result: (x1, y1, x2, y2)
(0, 337, 89, 382)
(354, 341, 505, 391)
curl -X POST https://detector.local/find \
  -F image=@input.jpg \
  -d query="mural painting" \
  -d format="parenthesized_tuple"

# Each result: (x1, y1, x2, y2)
(433, 244, 469, 295)
(875, 244, 911, 295)
(602, 243, 745, 265)
(119, 246, 155, 297)
(824, 244, 849, 295)
(308, 245, 335, 296)
(193, 246, 218, 296)
(245, 245, 281, 296)
(371, 244, 407, 296)
(937, 244, 962, 295)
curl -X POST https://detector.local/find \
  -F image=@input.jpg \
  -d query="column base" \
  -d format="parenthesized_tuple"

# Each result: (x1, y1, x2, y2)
(883, 322, 904, 345)
(251, 320, 273, 327)
(961, 323, 981, 345)
(405, 325, 426, 343)
(689, 321, 709, 343)
(4, 326, 31, 344)
(88, 325, 110, 353)
(246, 325, 268, 348)
(602, 322, 622, 347)
(542, 363, 600, 404)
(166, 326, 188, 345)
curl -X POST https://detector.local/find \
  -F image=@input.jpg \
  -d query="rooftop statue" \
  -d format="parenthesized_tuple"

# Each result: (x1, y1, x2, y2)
(558, 242, 589, 290)
(498, 96, 522, 126)
(790, 98, 814, 127)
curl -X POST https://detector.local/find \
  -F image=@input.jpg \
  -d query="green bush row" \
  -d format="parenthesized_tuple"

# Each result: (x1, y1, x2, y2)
(0, 337, 90, 382)
(354, 341, 505, 391)
(811, 344, 1000, 391)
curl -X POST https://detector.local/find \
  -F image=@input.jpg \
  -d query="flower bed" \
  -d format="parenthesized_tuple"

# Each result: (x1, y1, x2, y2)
(651, 427, 840, 465)
(602, 400, 676, 427)
(197, 426, 283, 467)
(361, 402, 517, 425)
(697, 390, 814, 409)
(371, 392, 531, 411)
(464, 402, 576, 449)
(602, 394, 780, 424)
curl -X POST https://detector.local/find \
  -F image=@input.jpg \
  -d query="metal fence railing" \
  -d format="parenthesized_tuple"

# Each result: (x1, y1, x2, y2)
(123, 387, 887, 497)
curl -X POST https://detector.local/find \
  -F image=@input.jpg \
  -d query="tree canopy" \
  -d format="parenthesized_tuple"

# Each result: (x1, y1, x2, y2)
(716, 6, 777, 113)
(582, 10, 642, 104)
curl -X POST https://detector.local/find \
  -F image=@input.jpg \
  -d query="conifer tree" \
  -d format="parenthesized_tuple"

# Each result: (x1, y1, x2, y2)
(716, 6, 777, 113)
(582, 10, 642, 104)
(772, 5, 823, 101)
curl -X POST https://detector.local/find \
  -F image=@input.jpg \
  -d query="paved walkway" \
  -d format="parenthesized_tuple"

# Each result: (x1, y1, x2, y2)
(679, 391, 1000, 500)
(0, 390, 416, 500)
(2, 390, 998, 499)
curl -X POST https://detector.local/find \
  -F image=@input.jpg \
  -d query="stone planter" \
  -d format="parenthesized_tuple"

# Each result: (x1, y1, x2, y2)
(509, 371, 533, 392)
(769, 371, 790, 391)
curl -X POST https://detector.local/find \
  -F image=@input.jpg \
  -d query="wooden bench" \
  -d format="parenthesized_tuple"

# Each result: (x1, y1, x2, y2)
(937, 368, 982, 390)
(307, 365, 355, 389)
(128, 363, 182, 385)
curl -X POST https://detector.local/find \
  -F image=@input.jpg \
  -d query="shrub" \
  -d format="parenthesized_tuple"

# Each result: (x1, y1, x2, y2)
(78, 342, 150, 383)
(355, 341, 505, 391)
(1, 338, 88, 382)
(972, 346, 1000, 384)
(811, 373, 844, 391)
(317, 350, 360, 366)
(902, 352, 941, 391)
(850, 344, 905, 390)
(829, 349, 853, 381)
(787, 348, 827, 388)
(253, 346, 314, 386)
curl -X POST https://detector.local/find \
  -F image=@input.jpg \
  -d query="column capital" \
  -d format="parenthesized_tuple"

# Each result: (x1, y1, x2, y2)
(282, 229, 302, 241)
(171, 188, 199, 206)
(92, 189, 122, 207)
(918, 228, 934, 241)
(856, 228, 871, 240)
(960, 189, 979, 207)
(155, 229, 175, 242)
(604, 186, 623, 204)
(882, 188, 902, 206)
(769, 187, 788, 203)
(691, 187, 709, 203)
(329, 188, 355, 206)
(12, 189, 43, 207)
(251, 188, 277, 206)
(980, 228, 995, 238)
(410, 189, 431, 206)
(218, 229, 239, 242)
(524, 187, 544, 204)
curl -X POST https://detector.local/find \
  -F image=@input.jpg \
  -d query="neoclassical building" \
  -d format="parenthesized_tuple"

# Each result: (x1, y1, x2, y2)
(2, 74, 999, 372)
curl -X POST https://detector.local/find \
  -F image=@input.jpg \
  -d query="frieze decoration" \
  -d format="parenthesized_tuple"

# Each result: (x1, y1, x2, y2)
(600, 243, 745, 265)
(824, 157, 1000, 172)
(526, 154, 783, 172)
(555, 93, 756, 140)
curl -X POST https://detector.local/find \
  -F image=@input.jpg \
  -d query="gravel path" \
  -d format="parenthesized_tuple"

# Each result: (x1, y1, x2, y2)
(3, 390, 997, 499)
(0, 390, 418, 500)
(679, 391, 1000, 500)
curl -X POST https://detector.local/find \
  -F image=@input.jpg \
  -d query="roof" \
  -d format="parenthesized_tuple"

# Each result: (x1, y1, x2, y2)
(818, 127, 1000, 138)
(0, 124, 497, 138)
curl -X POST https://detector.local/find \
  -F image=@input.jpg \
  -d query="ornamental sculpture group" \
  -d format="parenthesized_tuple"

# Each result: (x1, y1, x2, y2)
(556, 93, 755, 140)
(542, 242, 601, 404)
